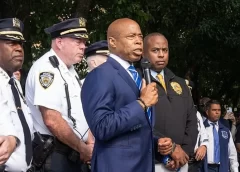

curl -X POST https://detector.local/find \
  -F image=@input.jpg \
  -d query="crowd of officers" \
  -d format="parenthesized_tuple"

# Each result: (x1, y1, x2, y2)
(0, 16, 239, 172)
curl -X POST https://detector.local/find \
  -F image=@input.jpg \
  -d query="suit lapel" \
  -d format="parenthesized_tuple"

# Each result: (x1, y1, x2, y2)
(107, 57, 139, 97)
(108, 58, 153, 127)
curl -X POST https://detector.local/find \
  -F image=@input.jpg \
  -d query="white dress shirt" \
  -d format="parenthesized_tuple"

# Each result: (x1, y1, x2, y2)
(194, 111, 208, 151)
(150, 69, 164, 82)
(109, 53, 131, 76)
(25, 49, 89, 141)
(205, 120, 238, 172)
(0, 67, 33, 171)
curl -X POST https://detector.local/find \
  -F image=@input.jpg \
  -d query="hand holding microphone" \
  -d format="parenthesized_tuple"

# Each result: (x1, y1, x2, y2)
(139, 58, 158, 107)
(141, 58, 152, 85)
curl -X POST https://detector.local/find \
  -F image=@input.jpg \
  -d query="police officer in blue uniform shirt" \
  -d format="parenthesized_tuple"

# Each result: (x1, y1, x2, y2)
(85, 40, 109, 72)
(0, 18, 33, 172)
(25, 18, 94, 172)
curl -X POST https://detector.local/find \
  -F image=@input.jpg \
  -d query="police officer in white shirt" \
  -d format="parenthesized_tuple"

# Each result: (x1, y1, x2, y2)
(25, 18, 94, 172)
(0, 18, 33, 172)
(203, 99, 238, 172)
(188, 111, 208, 171)
(185, 80, 209, 171)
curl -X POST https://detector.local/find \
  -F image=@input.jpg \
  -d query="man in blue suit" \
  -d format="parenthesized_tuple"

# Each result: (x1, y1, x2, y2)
(81, 18, 167, 172)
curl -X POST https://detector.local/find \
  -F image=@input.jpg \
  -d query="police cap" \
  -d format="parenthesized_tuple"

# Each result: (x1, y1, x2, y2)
(0, 18, 25, 42)
(44, 17, 88, 40)
(85, 40, 109, 58)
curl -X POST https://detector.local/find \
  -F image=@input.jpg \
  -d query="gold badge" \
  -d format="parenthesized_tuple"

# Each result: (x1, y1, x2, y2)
(79, 17, 86, 27)
(13, 18, 21, 28)
(170, 82, 182, 95)
(39, 72, 54, 89)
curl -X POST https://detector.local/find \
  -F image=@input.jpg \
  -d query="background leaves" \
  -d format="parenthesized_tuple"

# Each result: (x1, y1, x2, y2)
(1, 0, 240, 107)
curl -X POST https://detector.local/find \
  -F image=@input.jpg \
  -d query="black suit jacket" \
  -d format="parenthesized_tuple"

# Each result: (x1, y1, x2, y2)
(137, 67, 198, 160)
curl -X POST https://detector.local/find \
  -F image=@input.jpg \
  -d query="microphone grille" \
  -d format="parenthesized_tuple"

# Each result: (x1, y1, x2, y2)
(141, 58, 151, 69)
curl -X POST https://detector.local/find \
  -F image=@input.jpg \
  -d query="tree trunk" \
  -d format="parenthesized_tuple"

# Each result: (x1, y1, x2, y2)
(73, 0, 92, 18)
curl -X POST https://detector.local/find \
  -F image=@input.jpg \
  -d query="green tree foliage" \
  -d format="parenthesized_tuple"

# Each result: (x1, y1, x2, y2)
(1, 0, 240, 106)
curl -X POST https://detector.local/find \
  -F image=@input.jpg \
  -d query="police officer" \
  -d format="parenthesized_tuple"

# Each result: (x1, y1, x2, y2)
(85, 40, 109, 71)
(25, 18, 93, 172)
(185, 80, 209, 171)
(142, 33, 198, 172)
(204, 100, 238, 172)
(0, 18, 33, 171)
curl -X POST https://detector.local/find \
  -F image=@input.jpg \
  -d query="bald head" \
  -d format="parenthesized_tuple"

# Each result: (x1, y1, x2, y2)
(143, 33, 168, 53)
(107, 18, 139, 39)
(107, 18, 143, 62)
(143, 33, 169, 72)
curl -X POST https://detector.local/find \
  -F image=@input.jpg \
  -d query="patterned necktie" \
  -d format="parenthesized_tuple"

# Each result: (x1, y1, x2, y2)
(128, 65, 152, 122)
(9, 78, 32, 165)
(128, 65, 142, 90)
(211, 123, 220, 164)
(157, 74, 167, 92)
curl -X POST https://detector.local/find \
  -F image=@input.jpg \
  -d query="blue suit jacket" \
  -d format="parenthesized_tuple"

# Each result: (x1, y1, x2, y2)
(81, 57, 155, 172)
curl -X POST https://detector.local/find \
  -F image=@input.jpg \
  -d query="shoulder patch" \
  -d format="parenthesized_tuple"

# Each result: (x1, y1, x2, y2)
(170, 82, 182, 95)
(39, 72, 54, 89)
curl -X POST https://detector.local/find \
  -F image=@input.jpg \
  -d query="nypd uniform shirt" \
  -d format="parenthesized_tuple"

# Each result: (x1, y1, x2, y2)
(206, 120, 238, 171)
(25, 49, 89, 141)
(0, 67, 33, 171)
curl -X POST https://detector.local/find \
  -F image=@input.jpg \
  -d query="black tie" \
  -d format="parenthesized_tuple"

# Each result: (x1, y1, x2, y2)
(9, 78, 32, 165)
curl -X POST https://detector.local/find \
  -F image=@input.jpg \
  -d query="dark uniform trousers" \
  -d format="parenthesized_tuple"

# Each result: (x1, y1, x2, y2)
(36, 151, 89, 172)
(207, 164, 220, 172)
(31, 135, 90, 172)
(188, 159, 203, 172)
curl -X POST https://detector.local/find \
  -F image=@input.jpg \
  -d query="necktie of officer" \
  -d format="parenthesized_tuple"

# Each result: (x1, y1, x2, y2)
(211, 122, 220, 164)
(157, 74, 167, 92)
(9, 78, 32, 165)
(128, 65, 152, 122)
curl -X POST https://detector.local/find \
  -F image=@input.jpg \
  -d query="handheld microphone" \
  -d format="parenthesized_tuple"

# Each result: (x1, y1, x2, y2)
(49, 55, 59, 68)
(141, 58, 151, 85)
(0, 165, 5, 172)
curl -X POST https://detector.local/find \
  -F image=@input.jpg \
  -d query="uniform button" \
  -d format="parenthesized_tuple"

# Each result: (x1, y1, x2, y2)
(149, 149, 151, 153)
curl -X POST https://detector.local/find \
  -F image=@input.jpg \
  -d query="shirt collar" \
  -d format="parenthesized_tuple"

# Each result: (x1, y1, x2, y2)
(50, 49, 75, 74)
(0, 67, 11, 86)
(109, 53, 131, 70)
(208, 120, 219, 126)
(150, 69, 164, 81)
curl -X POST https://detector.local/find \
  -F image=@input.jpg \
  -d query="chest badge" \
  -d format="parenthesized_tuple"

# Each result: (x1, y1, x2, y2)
(170, 82, 182, 95)
(39, 72, 54, 89)
(221, 131, 228, 139)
